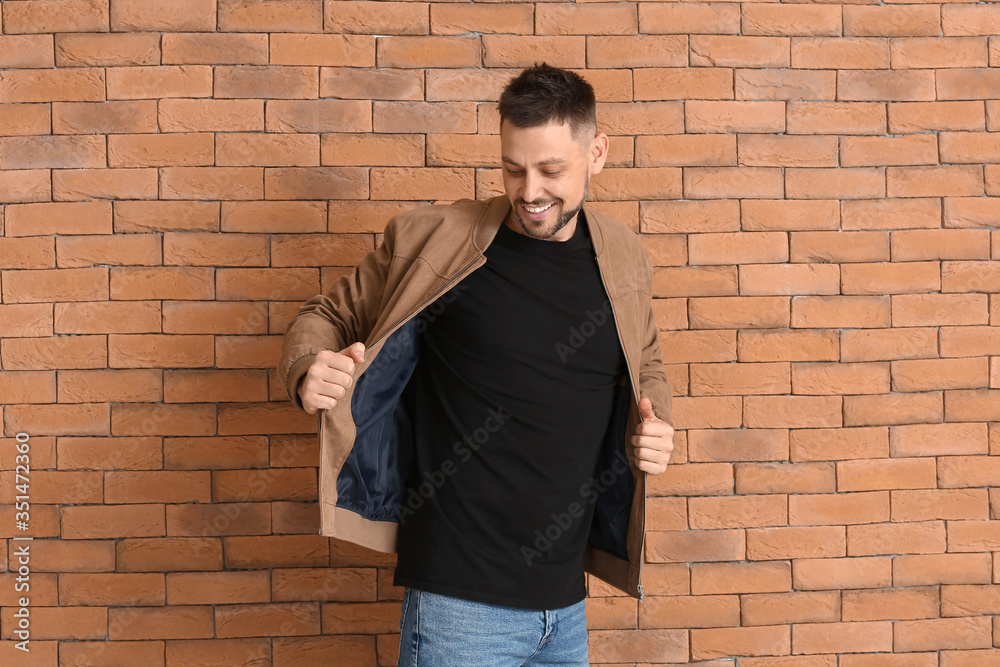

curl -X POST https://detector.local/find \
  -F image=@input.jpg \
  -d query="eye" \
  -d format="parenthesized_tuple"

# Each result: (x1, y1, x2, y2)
(542, 171, 561, 178)
(505, 167, 523, 176)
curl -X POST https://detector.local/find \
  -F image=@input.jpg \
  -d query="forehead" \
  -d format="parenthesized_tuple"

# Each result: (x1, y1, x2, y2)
(499, 120, 589, 161)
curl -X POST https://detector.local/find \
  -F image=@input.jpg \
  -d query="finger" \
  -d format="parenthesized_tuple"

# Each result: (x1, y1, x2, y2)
(634, 421, 674, 437)
(631, 433, 674, 449)
(636, 458, 668, 475)
(637, 397, 658, 421)
(315, 367, 355, 392)
(340, 341, 366, 364)
(634, 446, 672, 463)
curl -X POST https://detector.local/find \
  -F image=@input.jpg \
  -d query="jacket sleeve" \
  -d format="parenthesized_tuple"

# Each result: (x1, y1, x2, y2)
(276, 219, 396, 411)
(636, 246, 674, 428)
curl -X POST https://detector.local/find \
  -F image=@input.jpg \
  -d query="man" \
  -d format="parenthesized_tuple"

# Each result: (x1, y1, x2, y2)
(277, 63, 675, 666)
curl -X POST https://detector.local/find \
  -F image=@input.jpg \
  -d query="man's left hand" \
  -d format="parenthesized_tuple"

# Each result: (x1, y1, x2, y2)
(631, 397, 675, 475)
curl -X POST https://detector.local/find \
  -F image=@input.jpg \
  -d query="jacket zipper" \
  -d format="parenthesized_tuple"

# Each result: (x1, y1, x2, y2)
(594, 253, 645, 602)
(365, 252, 486, 352)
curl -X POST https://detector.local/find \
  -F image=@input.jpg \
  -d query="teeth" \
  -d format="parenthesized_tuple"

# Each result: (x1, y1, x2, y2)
(525, 204, 553, 213)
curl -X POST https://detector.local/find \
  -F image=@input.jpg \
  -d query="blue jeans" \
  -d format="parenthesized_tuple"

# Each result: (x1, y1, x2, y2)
(397, 587, 589, 666)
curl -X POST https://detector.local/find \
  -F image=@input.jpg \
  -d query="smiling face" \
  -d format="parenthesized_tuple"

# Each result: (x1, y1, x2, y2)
(499, 120, 608, 242)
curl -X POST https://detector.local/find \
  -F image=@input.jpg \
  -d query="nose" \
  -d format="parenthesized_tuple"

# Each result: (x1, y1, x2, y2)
(521, 170, 543, 204)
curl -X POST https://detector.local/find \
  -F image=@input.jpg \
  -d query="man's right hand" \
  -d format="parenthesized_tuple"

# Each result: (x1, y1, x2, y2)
(298, 342, 366, 415)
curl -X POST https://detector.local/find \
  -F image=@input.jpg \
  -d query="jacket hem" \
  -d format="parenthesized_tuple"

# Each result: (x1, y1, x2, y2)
(327, 505, 399, 554)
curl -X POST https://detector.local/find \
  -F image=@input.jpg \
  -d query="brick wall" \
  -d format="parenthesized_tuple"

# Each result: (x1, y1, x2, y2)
(0, 0, 998, 665)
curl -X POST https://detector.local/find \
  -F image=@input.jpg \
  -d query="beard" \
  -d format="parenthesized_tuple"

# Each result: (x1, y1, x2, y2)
(511, 177, 590, 241)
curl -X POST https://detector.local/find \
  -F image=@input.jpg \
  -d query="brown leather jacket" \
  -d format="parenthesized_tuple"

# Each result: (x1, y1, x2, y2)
(277, 195, 673, 600)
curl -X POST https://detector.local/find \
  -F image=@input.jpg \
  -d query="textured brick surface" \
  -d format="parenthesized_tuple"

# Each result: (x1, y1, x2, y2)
(0, 1, 998, 664)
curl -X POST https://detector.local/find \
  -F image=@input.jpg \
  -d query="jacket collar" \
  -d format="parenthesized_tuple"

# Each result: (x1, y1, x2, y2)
(473, 195, 607, 256)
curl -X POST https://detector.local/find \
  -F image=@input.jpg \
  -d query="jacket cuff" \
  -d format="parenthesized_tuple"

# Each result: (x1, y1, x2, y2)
(285, 354, 317, 411)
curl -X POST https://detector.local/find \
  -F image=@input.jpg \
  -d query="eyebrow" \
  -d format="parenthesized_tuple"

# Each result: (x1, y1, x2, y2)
(501, 156, 567, 167)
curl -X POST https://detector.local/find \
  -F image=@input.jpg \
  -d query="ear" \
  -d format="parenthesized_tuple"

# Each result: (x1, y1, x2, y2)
(589, 132, 609, 176)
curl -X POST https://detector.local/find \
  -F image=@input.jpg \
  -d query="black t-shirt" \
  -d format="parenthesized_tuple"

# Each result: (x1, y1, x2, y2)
(393, 213, 628, 609)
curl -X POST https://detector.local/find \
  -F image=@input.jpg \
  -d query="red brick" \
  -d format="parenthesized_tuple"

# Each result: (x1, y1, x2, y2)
(0, 369, 54, 404)
(895, 617, 993, 652)
(841, 135, 938, 167)
(692, 625, 790, 660)
(638, 594, 737, 629)
(746, 526, 845, 561)
(107, 66, 213, 100)
(61, 640, 165, 667)
(648, 462, 731, 499)
(586, 35, 686, 69)
(2, 0, 108, 33)
(221, 201, 324, 233)
(62, 504, 165, 539)
(56, 32, 159, 67)
(793, 295, 892, 329)
(59, 572, 164, 606)
(687, 100, 785, 133)
(218, 0, 321, 32)
(380, 35, 481, 68)
(265, 167, 367, 201)
(842, 198, 941, 232)
(109, 605, 213, 640)
(792, 361, 890, 396)
(790, 491, 888, 526)
(787, 102, 885, 135)
(736, 462, 837, 495)
(53, 168, 158, 201)
(0, 34, 54, 68)
(946, 389, 1000, 423)
(0, 169, 50, 203)
(940, 326, 1000, 357)
(224, 535, 329, 568)
(0, 135, 105, 169)
(794, 556, 892, 590)
(945, 198, 1000, 229)
(216, 134, 319, 167)
(938, 68, 1000, 101)
(326, 1, 427, 34)
(742, 592, 840, 627)
(645, 529, 744, 564)
(321, 67, 423, 100)
(162, 33, 267, 65)
(590, 629, 688, 663)
(742, 200, 838, 232)
(842, 262, 941, 295)
(2, 336, 106, 371)
(57, 367, 161, 402)
(639, 3, 740, 35)
(58, 435, 162, 470)
(215, 65, 317, 99)
(944, 5, 1000, 35)
(893, 293, 989, 327)
(164, 638, 271, 667)
(794, 621, 892, 655)
(690, 495, 787, 530)
(746, 395, 841, 429)
(893, 36, 988, 69)
(745, 4, 842, 35)
(598, 102, 685, 135)
(111, 403, 216, 437)
(792, 37, 888, 70)
(739, 135, 837, 168)
(842, 328, 940, 363)
(689, 297, 789, 330)
(0, 67, 105, 103)
(736, 69, 836, 102)
(845, 5, 940, 37)
(896, 553, 992, 587)
(271, 34, 374, 67)
(889, 101, 986, 133)
(838, 458, 937, 494)
(111, 0, 215, 31)
(636, 134, 735, 169)
(591, 167, 682, 201)
(634, 68, 734, 101)
(158, 99, 262, 133)
(738, 329, 839, 363)
(690, 36, 789, 68)
(787, 167, 885, 199)
(658, 330, 737, 364)
(267, 100, 370, 133)
(742, 264, 840, 297)
(0, 302, 53, 337)
(160, 167, 264, 200)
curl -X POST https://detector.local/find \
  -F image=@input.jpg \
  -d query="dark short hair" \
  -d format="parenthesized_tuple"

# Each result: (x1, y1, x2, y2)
(497, 63, 597, 139)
